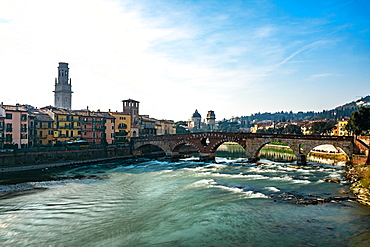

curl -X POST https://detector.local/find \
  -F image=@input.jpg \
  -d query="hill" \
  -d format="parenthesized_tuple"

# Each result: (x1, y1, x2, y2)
(237, 95, 370, 124)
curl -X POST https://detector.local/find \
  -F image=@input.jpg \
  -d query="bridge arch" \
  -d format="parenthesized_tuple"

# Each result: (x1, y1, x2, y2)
(133, 143, 166, 157)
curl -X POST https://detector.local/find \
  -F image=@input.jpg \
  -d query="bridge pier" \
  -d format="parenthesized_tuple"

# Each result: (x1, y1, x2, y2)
(199, 153, 215, 162)
(296, 154, 307, 165)
(248, 157, 260, 163)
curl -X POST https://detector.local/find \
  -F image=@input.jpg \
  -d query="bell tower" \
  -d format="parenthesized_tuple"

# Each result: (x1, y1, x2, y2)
(54, 62, 73, 110)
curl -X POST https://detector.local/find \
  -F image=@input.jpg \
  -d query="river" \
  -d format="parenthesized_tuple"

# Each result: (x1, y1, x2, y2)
(0, 155, 369, 246)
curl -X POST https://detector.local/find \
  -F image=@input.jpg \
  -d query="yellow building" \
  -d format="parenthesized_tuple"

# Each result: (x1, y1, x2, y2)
(27, 107, 54, 146)
(332, 120, 349, 136)
(42, 106, 81, 143)
(156, 119, 176, 135)
(108, 111, 131, 143)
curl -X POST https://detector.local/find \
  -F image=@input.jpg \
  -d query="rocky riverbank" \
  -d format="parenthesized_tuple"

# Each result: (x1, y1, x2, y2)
(345, 162, 370, 207)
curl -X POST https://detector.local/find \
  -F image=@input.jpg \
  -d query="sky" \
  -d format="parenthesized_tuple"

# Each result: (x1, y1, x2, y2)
(1, 0, 369, 121)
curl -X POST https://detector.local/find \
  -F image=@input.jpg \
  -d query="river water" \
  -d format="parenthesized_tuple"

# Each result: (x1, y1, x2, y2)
(1, 156, 370, 246)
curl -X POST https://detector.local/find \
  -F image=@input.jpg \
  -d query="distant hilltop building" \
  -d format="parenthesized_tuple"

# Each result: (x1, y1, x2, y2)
(188, 109, 216, 131)
(54, 62, 73, 110)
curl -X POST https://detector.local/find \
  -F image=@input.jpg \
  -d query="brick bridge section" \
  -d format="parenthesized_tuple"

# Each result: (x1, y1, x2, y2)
(131, 132, 355, 164)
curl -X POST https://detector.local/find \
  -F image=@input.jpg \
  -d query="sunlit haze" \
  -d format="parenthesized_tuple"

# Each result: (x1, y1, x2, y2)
(1, 0, 369, 121)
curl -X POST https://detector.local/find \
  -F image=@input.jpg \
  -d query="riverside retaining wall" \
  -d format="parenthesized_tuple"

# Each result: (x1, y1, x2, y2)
(0, 146, 132, 172)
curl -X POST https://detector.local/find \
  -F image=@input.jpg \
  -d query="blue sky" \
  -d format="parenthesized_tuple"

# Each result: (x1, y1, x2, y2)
(0, 0, 369, 121)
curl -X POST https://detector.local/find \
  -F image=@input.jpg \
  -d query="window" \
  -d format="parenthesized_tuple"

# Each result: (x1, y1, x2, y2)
(21, 134, 27, 139)
(21, 124, 27, 132)
(118, 123, 127, 129)
(6, 134, 12, 142)
(6, 113, 12, 119)
(21, 114, 27, 121)
(6, 123, 12, 132)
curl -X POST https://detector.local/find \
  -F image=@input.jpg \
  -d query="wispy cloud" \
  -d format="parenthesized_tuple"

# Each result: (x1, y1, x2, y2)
(309, 73, 343, 79)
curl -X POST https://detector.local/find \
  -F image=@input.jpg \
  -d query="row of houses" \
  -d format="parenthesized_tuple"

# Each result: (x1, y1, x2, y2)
(0, 100, 175, 149)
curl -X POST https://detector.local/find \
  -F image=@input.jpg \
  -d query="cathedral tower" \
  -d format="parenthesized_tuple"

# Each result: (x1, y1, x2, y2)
(54, 62, 73, 110)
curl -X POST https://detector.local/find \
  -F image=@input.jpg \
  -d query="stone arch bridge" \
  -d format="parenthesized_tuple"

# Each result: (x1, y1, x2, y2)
(131, 132, 355, 164)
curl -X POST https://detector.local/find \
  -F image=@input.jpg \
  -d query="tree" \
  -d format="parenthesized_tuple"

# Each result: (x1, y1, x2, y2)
(346, 107, 370, 135)
(175, 121, 189, 134)
(310, 120, 336, 135)
(283, 124, 302, 135)
(216, 120, 240, 132)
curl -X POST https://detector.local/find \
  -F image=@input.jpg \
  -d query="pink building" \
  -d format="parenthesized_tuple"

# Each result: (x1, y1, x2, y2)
(2, 104, 29, 148)
(0, 106, 5, 149)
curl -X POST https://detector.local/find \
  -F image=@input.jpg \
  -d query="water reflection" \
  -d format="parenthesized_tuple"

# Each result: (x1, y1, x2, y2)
(259, 148, 296, 162)
(216, 143, 247, 159)
(307, 152, 347, 166)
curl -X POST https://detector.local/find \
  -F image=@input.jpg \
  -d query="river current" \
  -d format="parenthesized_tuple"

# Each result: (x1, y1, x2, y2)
(1, 157, 369, 246)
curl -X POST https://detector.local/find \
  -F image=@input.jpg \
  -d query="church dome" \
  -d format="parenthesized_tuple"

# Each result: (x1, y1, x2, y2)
(192, 109, 201, 118)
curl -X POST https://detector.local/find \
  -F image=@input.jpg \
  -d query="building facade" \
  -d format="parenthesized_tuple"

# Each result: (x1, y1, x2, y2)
(74, 109, 108, 145)
(26, 106, 54, 146)
(54, 62, 73, 110)
(42, 106, 81, 144)
(139, 115, 157, 136)
(108, 111, 131, 143)
(156, 119, 176, 135)
(122, 99, 139, 137)
(2, 104, 29, 148)
(0, 106, 5, 149)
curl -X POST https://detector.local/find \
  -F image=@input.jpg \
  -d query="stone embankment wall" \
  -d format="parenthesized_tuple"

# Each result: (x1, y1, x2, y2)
(347, 136, 370, 207)
(0, 146, 131, 172)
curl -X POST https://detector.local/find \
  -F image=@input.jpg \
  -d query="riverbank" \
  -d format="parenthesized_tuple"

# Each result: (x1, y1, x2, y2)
(0, 155, 133, 173)
(346, 163, 370, 207)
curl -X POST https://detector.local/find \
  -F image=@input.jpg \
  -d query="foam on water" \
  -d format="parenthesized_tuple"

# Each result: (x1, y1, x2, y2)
(264, 186, 281, 192)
